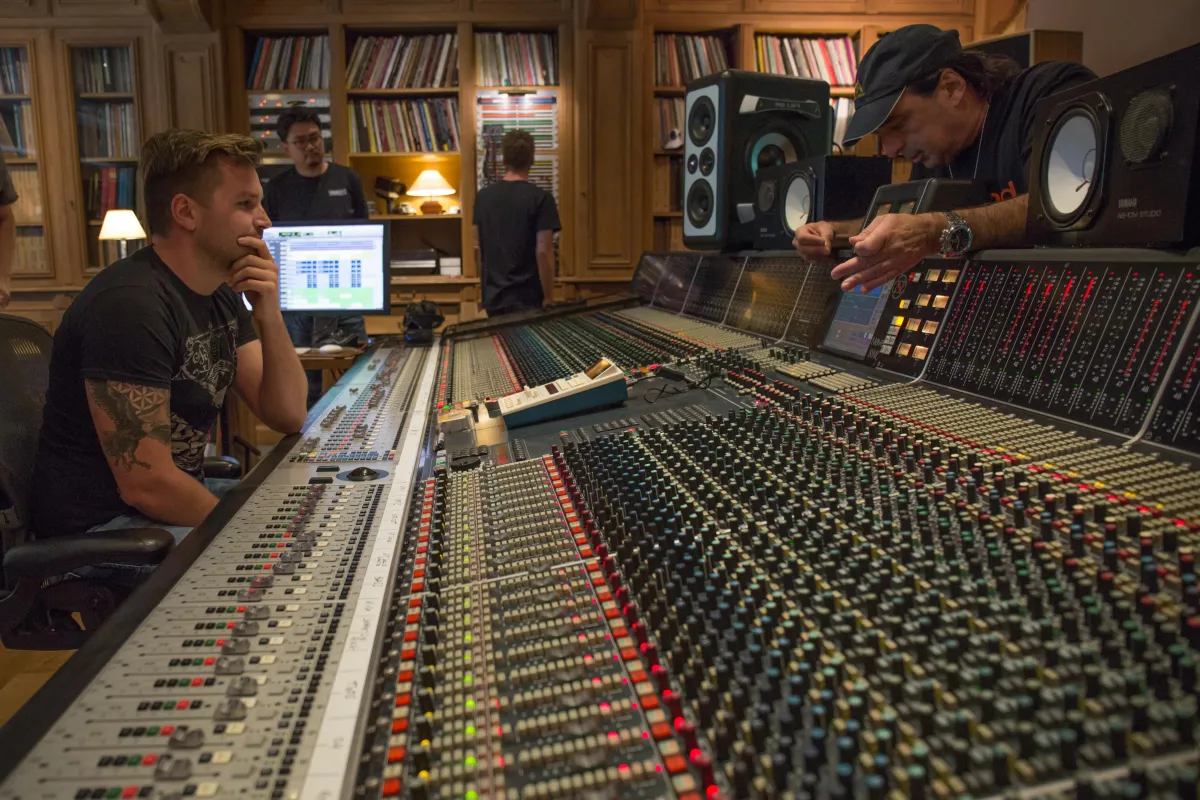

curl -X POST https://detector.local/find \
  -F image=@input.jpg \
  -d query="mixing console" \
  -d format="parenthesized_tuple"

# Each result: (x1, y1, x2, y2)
(3, 247, 1200, 800)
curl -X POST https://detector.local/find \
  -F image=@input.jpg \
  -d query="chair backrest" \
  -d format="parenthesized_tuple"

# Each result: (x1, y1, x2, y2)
(0, 314, 53, 556)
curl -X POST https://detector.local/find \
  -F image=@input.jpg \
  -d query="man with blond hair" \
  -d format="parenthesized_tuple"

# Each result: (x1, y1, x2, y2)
(32, 129, 308, 546)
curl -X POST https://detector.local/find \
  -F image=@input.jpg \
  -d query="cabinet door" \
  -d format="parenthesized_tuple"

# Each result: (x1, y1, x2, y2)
(1, 32, 57, 285)
(748, 0, 867, 12)
(646, 0, 743, 12)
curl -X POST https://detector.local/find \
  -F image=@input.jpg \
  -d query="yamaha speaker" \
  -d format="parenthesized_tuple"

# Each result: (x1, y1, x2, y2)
(683, 70, 831, 252)
(1027, 42, 1200, 248)
(753, 155, 892, 250)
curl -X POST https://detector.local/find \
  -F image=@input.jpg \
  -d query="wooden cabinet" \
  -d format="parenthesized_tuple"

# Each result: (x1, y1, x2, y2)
(55, 33, 148, 277)
(2, 32, 59, 290)
(646, 0, 743, 13)
(866, 0, 973, 12)
(747, 0, 868, 12)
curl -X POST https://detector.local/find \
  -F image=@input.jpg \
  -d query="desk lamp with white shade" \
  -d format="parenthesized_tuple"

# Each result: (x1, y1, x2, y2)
(98, 209, 147, 260)
(407, 169, 456, 215)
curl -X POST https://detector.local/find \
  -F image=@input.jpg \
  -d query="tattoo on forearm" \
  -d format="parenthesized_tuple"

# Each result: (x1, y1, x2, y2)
(85, 379, 173, 471)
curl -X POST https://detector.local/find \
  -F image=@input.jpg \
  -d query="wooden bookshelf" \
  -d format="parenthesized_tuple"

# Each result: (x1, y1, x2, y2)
(0, 37, 51, 283)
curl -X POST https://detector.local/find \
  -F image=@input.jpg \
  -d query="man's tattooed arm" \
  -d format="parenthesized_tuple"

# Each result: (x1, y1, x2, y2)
(84, 379, 173, 471)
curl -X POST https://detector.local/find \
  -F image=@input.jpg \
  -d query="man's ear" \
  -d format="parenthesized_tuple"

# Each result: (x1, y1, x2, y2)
(171, 193, 199, 233)
(940, 68, 968, 106)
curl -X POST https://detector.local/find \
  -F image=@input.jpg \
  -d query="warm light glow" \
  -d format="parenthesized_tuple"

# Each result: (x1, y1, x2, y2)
(98, 209, 146, 241)
(408, 169, 456, 197)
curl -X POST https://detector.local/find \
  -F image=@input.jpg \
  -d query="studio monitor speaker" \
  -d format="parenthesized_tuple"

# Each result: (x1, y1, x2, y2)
(683, 70, 831, 253)
(1027, 42, 1200, 248)
(753, 156, 892, 251)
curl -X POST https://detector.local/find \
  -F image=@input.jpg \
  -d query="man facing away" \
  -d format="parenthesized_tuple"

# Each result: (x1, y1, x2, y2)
(473, 130, 561, 317)
(32, 129, 308, 545)
(263, 106, 371, 408)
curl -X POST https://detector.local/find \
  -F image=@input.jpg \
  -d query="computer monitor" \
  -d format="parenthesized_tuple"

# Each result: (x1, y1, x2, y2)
(256, 220, 390, 314)
(821, 282, 892, 360)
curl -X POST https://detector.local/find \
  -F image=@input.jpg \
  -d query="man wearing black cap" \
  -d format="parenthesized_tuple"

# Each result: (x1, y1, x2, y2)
(794, 24, 1095, 293)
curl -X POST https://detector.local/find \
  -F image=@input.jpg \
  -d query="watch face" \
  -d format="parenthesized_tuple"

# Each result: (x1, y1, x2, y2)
(948, 227, 970, 254)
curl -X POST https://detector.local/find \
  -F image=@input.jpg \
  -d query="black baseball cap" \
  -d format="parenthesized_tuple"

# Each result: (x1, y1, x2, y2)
(843, 25, 963, 147)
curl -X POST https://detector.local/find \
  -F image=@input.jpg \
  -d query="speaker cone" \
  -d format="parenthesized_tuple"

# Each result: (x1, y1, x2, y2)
(748, 129, 803, 177)
(1043, 106, 1101, 223)
(782, 174, 813, 235)
(686, 181, 715, 228)
(688, 97, 715, 147)
(756, 180, 777, 214)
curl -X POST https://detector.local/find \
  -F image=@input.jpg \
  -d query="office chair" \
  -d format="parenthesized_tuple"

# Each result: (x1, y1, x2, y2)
(0, 313, 237, 650)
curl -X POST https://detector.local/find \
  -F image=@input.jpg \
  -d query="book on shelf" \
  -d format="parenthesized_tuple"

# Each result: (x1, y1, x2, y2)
(655, 34, 730, 87)
(475, 92, 558, 151)
(77, 102, 138, 159)
(756, 35, 857, 87)
(0, 47, 31, 95)
(348, 33, 458, 90)
(655, 97, 684, 151)
(831, 97, 854, 150)
(83, 164, 137, 221)
(474, 32, 558, 87)
(247, 35, 330, 91)
(6, 164, 42, 224)
(0, 102, 36, 158)
(13, 227, 48, 276)
(350, 98, 460, 153)
(92, 237, 143, 270)
(72, 47, 134, 94)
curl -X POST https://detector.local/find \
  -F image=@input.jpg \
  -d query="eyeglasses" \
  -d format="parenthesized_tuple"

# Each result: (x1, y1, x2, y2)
(287, 134, 323, 148)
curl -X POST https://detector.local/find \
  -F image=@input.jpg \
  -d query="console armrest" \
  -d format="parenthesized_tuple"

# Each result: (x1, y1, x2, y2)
(3, 529, 175, 580)
(202, 456, 242, 480)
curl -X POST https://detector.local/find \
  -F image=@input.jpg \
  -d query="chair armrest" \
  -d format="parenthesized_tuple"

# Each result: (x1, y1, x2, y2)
(3, 529, 175, 580)
(203, 456, 242, 480)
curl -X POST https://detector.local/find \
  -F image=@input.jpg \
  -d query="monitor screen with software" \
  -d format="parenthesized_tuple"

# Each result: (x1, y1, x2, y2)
(253, 220, 390, 314)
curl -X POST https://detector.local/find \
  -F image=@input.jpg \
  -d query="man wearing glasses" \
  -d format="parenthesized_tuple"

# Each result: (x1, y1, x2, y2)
(263, 106, 370, 408)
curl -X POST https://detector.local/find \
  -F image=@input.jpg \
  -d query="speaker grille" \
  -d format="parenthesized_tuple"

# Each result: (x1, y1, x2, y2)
(686, 181, 715, 228)
(756, 180, 776, 214)
(782, 174, 813, 236)
(688, 97, 715, 147)
(1119, 88, 1173, 164)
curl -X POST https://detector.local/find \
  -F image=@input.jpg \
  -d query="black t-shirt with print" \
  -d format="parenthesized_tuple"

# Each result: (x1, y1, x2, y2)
(31, 246, 257, 538)
(910, 61, 1097, 200)
(262, 163, 369, 223)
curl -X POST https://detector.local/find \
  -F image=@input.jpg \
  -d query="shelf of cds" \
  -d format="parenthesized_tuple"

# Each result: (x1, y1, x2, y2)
(1, 42, 49, 278)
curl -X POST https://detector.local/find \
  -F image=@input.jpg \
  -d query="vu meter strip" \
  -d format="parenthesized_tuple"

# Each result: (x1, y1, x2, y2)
(298, 342, 439, 800)
(926, 258, 1200, 436)
(1147, 305, 1200, 453)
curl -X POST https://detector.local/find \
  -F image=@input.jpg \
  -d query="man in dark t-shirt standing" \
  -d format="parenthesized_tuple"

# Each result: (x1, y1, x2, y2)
(473, 130, 561, 316)
(793, 24, 1096, 293)
(32, 129, 308, 544)
(264, 106, 370, 408)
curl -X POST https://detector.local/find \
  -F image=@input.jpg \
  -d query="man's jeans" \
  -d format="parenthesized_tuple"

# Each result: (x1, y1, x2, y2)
(69, 477, 240, 585)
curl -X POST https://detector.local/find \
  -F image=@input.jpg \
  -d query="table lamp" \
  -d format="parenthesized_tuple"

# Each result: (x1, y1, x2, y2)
(98, 209, 147, 259)
(407, 169, 455, 215)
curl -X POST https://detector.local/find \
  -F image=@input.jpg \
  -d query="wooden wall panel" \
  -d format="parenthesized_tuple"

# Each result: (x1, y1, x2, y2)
(646, 0, 742, 12)
(52, 0, 146, 14)
(163, 36, 223, 131)
(578, 31, 640, 271)
(0, 0, 49, 15)
(866, 0, 973, 12)
(747, 0, 868, 12)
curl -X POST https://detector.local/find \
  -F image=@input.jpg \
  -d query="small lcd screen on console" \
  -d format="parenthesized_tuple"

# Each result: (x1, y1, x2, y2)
(256, 221, 390, 314)
(821, 283, 892, 360)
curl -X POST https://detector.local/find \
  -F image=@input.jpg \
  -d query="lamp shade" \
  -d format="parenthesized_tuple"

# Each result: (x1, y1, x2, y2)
(98, 209, 147, 241)
(407, 169, 455, 198)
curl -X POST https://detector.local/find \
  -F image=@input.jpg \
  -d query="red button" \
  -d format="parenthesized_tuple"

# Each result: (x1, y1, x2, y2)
(382, 778, 402, 796)
(141, 754, 157, 766)
(650, 722, 672, 740)
(665, 754, 688, 774)
(388, 747, 406, 763)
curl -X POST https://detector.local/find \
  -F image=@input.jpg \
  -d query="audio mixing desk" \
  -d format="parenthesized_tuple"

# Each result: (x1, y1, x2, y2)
(2, 248, 1199, 800)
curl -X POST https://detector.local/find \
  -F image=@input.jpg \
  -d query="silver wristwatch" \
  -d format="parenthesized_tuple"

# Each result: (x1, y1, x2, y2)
(937, 211, 973, 258)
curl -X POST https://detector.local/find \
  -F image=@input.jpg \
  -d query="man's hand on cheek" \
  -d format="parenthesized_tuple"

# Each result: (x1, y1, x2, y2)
(230, 235, 281, 315)
(830, 213, 941, 294)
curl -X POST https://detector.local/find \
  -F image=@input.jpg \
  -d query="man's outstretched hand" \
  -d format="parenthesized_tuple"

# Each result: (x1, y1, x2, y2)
(831, 213, 941, 294)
